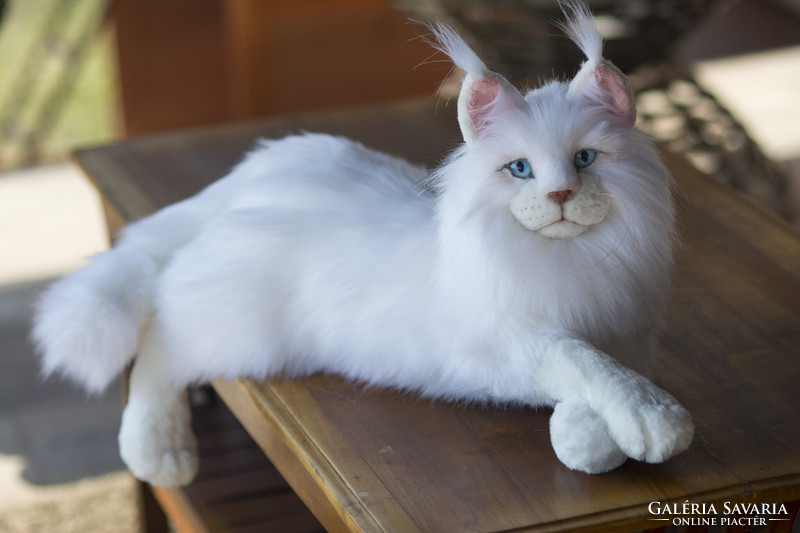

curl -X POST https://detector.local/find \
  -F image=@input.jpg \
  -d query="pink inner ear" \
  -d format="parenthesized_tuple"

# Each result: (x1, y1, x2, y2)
(467, 77, 501, 135)
(593, 63, 636, 124)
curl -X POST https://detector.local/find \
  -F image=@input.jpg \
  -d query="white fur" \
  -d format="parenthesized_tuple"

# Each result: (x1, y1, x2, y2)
(550, 400, 627, 474)
(32, 250, 155, 393)
(119, 324, 197, 486)
(559, 2, 603, 67)
(33, 4, 693, 486)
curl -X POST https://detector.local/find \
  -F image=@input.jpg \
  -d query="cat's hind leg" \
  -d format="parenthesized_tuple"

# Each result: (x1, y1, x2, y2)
(118, 324, 198, 487)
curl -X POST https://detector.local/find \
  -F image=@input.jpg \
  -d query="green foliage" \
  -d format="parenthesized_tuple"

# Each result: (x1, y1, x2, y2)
(0, 0, 115, 168)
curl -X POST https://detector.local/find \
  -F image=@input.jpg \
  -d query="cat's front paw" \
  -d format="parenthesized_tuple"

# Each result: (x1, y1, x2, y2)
(118, 400, 198, 487)
(550, 400, 627, 474)
(599, 384, 694, 464)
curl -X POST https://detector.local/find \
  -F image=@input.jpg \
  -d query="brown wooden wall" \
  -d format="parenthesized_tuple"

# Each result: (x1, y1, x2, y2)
(112, 0, 444, 137)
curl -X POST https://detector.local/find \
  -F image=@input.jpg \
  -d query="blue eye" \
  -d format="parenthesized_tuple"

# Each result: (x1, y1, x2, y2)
(574, 149, 597, 169)
(508, 158, 533, 179)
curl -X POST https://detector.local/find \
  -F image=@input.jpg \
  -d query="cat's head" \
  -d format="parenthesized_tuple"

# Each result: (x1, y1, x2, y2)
(431, 3, 669, 242)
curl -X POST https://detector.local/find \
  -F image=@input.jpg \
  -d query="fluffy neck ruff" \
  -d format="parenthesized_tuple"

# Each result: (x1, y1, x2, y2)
(432, 139, 675, 345)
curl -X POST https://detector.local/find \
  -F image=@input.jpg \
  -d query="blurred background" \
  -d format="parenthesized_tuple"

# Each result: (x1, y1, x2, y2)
(0, 0, 798, 531)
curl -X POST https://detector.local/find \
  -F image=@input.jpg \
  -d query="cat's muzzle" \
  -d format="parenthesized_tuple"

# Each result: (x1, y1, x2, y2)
(510, 175, 610, 239)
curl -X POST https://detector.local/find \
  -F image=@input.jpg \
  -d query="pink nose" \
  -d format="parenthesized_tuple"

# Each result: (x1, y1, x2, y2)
(547, 190, 572, 205)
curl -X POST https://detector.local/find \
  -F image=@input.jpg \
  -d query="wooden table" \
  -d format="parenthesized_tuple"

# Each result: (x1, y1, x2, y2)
(74, 100, 800, 533)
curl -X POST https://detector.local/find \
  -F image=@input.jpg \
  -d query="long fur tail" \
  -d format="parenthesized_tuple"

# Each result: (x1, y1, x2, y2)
(32, 175, 240, 394)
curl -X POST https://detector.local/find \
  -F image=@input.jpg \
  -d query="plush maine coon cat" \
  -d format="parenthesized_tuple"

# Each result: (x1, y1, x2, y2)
(33, 4, 693, 487)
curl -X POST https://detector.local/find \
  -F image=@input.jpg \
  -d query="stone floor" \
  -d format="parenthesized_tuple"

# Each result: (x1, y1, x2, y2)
(0, 165, 137, 533)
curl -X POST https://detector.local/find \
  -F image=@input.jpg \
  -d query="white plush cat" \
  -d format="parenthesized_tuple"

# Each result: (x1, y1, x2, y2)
(33, 3, 693, 487)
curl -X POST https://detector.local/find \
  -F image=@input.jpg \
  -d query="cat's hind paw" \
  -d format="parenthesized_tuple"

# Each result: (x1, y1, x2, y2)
(550, 400, 627, 474)
(118, 401, 198, 487)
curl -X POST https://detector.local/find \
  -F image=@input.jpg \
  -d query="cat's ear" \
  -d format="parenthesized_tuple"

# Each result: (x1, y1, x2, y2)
(561, 3, 636, 125)
(457, 73, 527, 146)
(431, 24, 525, 145)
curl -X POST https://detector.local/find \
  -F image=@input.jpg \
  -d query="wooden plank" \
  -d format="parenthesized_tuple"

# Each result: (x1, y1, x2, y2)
(151, 485, 212, 533)
(145, 394, 324, 533)
(214, 379, 374, 533)
(137, 482, 170, 533)
(186, 467, 288, 502)
(671, 153, 800, 273)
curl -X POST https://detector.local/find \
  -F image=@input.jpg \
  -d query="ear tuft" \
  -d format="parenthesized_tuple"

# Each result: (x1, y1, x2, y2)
(429, 24, 525, 145)
(428, 23, 488, 78)
(562, 2, 637, 124)
(558, 2, 603, 67)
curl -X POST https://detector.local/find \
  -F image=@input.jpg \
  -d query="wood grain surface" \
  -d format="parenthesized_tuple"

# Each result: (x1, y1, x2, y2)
(74, 99, 800, 533)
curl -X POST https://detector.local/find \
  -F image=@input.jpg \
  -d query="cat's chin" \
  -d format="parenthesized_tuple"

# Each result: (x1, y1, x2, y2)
(537, 220, 590, 239)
